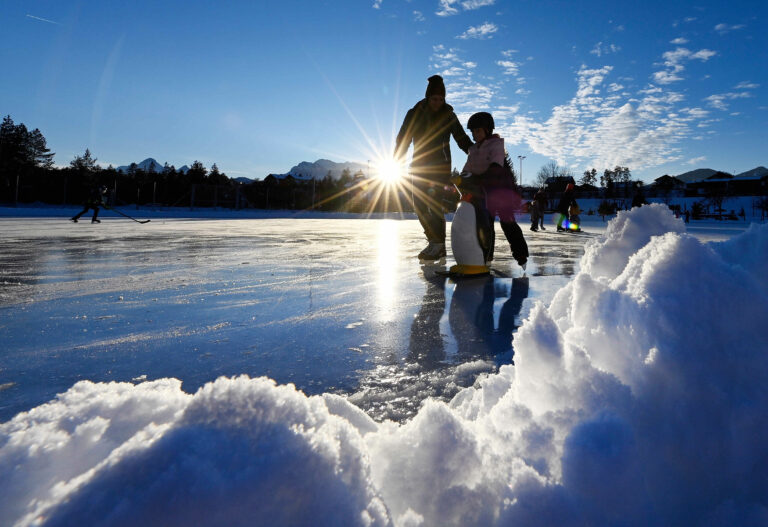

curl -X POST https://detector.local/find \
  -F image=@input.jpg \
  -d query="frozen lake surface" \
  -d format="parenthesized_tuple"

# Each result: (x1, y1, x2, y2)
(2, 206, 767, 527)
(1, 215, 595, 422)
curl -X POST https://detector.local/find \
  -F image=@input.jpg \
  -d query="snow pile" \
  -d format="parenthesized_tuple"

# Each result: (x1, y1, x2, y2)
(3, 205, 768, 526)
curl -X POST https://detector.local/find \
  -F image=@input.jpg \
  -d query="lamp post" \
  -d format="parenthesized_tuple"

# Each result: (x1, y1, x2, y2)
(517, 155, 526, 187)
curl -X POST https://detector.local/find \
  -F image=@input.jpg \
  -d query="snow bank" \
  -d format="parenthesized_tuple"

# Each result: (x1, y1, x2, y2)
(3, 206, 768, 526)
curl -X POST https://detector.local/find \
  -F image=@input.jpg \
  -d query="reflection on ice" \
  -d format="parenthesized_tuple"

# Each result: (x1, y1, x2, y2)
(375, 220, 400, 322)
(350, 273, 530, 422)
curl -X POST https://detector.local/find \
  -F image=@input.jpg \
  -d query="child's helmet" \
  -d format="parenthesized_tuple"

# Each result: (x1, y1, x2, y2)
(467, 112, 494, 133)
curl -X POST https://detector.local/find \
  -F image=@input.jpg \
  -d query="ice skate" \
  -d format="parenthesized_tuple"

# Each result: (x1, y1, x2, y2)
(418, 242, 446, 264)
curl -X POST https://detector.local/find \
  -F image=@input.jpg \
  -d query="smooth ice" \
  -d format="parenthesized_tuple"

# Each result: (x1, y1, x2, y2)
(0, 215, 589, 422)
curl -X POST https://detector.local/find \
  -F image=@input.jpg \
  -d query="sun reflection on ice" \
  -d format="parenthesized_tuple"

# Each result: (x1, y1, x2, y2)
(376, 220, 400, 322)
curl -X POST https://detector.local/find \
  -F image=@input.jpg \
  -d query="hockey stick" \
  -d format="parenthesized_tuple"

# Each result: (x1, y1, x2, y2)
(106, 206, 151, 224)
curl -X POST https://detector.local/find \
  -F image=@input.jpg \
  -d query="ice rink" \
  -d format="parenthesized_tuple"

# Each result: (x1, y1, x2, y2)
(1, 214, 593, 422)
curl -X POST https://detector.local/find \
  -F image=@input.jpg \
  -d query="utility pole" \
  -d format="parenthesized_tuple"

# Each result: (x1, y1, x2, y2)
(517, 155, 526, 187)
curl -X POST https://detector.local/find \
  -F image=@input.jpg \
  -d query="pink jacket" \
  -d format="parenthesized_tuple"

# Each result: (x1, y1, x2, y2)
(461, 135, 505, 176)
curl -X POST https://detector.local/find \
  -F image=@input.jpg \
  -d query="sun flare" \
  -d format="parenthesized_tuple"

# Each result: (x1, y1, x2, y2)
(375, 158, 404, 185)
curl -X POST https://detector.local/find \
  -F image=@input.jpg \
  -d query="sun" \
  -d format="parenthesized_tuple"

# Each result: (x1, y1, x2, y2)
(375, 158, 404, 185)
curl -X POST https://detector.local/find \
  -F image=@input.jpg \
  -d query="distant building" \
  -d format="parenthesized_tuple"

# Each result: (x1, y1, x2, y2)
(653, 175, 686, 194)
(544, 176, 575, 193)
(263, 173, 315, 185)
(687, 172, 768, 196)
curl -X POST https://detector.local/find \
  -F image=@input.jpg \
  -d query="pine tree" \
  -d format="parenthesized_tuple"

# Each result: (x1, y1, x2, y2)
(27, 129, 54, 168)
(70, 149, 98, 172)
(187, 160, 207, 183)
(0, 116, 56, 171)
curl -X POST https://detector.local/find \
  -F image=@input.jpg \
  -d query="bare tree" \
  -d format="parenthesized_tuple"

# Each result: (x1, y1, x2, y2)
(536, 160, 571, 186)
(580, 168, 597, 186)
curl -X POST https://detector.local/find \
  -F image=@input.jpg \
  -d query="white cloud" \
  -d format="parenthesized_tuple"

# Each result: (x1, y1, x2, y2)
(446, 79, 496, 110)
(436, 0, 459, 16)
(590, 42, 621, 57)
(653, 70, 684, 84)
(690, 49, 716, 60)
(431, 45, 461, 69)
(441, 66, 466, 76)
(682, 107, 709, 119)
(715, 23, 746, 34)
(456, 22, 497, 40)
(497, 60, 520, 75)
(652, 47, 717, 85)
(461, 0, 495, 9)
(687, 156, 706, 164)
(576, 65, 613, 99)
(705, 92, 752, 111)
(734, 81, 758, 90)
(428, 46, 520, 122)
(671, 37, 688, 44)
(436, 0, 494, 16)
(493, 64, 715, 171)
(413, 10, 425, 22)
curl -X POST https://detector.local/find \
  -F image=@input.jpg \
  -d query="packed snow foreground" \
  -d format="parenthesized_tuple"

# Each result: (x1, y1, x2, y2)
(2, 204, 768, 527)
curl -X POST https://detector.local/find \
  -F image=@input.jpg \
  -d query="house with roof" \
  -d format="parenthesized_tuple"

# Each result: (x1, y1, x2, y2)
(263, 173, 315, 185)
(686, 170, 768, 196)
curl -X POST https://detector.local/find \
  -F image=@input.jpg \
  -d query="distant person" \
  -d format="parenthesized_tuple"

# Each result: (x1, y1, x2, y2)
(530, 187, 548, 231)
(684, 209, 690, 223)
(457, 112, 528, 268)
(556, 183, 577, 231)
(71, 185, 108, 223)
(568, 202, 582, 232)
(631, 189, 647, 208)
(395, 75, 473, 262)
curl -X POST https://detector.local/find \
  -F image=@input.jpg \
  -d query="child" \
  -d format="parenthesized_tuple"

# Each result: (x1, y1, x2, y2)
(455, 112, 528, 268)
(568, 202, 582, 232)
(556, 183, 577, 231)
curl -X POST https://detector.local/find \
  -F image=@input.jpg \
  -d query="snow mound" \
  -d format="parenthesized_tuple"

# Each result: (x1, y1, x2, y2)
(3, 206, 768, 526)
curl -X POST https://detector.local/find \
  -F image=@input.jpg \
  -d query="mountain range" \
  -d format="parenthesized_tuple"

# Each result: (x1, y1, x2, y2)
(288, 159, 369, 180)
(116, 158, 189, 174)
(674, 166, 767, 182)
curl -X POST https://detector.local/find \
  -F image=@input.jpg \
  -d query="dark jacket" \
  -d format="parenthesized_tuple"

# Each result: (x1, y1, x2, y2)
(534, 189, 548, 211)
(557, 190, 576, 215)
(87, 186, 106, 207)
(395, 99, 472, 178)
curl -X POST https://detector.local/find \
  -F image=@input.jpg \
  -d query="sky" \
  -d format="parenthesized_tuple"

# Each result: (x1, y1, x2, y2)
(2, 206, 768, 525)
(2, 0, 766, 183)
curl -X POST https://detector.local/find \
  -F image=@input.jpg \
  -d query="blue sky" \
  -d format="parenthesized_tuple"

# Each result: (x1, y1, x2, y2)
(2, 0, 766, 183)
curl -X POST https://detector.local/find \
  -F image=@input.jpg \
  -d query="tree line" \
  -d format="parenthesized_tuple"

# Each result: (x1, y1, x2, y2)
(534, 160, 641, 197)
(0, 115, 416, 212)
(0, 115, 242, 207)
